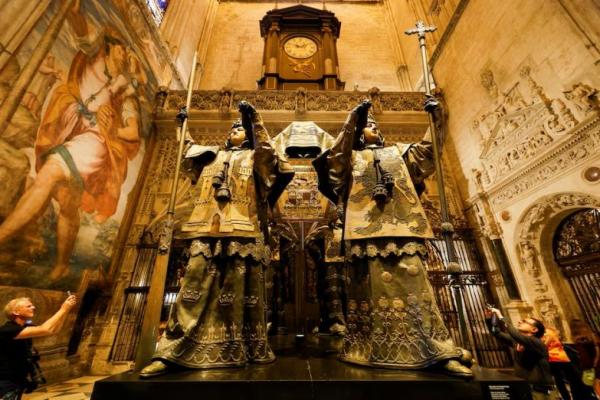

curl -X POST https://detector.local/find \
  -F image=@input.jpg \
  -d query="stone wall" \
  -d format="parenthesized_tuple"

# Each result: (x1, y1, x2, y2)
(196, 1, 401, 91)
(431, 0, 600, 335)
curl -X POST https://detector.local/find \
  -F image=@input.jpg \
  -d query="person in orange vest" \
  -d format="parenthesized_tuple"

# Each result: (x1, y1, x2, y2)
(543, 327, 596, 400)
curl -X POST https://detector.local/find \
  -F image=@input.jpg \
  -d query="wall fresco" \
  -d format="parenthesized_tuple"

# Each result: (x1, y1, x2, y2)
(0, 0, 158, 291)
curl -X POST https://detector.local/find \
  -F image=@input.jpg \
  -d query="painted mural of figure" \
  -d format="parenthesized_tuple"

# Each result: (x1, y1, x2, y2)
(21, 55, 64, 118)
(140, 102, 294, 377)
(312, 100, 471, 375)
(0, 2, 142, 281)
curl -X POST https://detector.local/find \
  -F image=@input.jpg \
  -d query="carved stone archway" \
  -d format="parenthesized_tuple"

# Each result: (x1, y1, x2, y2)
(515, 192, 600, 336)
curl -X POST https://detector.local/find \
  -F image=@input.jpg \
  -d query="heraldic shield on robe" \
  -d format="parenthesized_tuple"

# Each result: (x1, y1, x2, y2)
(313, 100, 471, 376)
(141, 102, 294, 376)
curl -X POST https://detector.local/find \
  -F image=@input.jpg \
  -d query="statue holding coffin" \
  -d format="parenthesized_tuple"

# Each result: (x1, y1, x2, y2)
(312, 100, 472, 376)
(140, 102, 294, 377)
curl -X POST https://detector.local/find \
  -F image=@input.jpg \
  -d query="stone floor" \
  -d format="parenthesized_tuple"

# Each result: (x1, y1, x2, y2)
(22, 376, 107, 400)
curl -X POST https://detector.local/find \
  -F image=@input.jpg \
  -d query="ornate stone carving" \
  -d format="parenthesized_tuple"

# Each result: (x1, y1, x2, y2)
(470, 169, 502, 238)
(368, 86, 382, 114)
(518, 192, 600, 241)
(153, 86, 169, 114)
(488, 270, 505, 287)
(219, 87, 233, 114)
(563, 83, 599, 117)
(535, 295, 562, 334)
(234, 91, 296, 111)
(161, 90, 424, 113)
(473, 71, 600, 195)
(295, 87, 307, 115)
(518, 241, 541, 278)
(548, 99, 576, 132)
(480, 69, 498, 100)
(306, 92, 364, 111)
(489, 116, 599, 206)
(378, 92, 423, 111)
(515, 192, 600, 331)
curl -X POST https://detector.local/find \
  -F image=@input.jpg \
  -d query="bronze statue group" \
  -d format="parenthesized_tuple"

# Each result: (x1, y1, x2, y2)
(140, 100, 473, 378)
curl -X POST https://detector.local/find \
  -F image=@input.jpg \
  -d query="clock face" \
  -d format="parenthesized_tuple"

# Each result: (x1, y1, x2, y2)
(284, 37, 318, 59)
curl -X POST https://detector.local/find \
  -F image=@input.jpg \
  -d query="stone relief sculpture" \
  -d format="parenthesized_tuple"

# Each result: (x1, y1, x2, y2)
(480, 69, 499, 100)
(516, 193, 600, 335)
(312, 100, 471, 376)
(140, 102, 294, 377)
(471, 65, 599, 207)
(563, 83, 599, 116)
(519, 241, 541, 278)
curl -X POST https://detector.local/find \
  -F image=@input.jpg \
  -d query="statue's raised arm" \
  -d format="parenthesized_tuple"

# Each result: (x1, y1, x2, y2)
(312, 99, 372, 206)
(238, 101, 295, 208)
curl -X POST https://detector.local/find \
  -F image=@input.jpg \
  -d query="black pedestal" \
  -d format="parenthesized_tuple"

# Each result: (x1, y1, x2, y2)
(92, 336, 530, 400)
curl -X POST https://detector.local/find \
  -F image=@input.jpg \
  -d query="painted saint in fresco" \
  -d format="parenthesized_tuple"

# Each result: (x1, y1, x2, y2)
(0, 1, 146, 282)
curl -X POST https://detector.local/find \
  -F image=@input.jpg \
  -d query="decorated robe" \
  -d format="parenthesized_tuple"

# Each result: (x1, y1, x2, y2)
(313, 115, 462, 368)
(35, 46, 140, 221)
(153, 112, 293, 368)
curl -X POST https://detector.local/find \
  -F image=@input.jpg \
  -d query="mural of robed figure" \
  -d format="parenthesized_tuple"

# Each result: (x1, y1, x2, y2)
(0, 0, 144, 281)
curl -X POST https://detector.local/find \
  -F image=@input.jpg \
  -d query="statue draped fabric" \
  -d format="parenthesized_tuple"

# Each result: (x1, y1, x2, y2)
(313, 101, 464, 369)
(151, 103, 294, 370)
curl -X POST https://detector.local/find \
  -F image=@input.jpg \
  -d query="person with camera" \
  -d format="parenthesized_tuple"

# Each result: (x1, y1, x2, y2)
(486, 306, 555, 399)
(0, 295, 77, 399)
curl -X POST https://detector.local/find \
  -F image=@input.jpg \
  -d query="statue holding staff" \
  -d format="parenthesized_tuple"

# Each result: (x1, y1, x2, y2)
(141, 101, 294, 377)
(312, 100, 472, 376)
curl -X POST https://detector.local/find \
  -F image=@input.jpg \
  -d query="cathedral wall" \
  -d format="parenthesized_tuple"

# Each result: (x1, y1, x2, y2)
(0, 0, 166, 382)
(431, 0, 600, 334)
(198, 2, 400, 91)
(433, 0, 600, 193)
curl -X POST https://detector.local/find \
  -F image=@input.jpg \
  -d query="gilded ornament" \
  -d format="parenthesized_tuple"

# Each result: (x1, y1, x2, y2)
(381, 271, 393, 283)
(405, 263, 419, 276)
(406, 294, 418, 305)
(392, 298, 405, 310)
(377, 297, 390, 309)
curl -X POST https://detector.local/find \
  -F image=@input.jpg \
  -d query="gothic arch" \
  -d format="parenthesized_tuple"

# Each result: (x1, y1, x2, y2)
(515, 192, 600, 335)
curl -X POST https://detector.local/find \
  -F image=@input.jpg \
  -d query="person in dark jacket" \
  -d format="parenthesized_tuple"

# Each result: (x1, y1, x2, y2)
(0, 295, 77, 399)
(486, 307, 555, 400)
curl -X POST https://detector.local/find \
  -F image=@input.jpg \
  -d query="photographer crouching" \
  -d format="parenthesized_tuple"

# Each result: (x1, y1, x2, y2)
(486, 306, 556, 400)
(0, 295, 77, 399)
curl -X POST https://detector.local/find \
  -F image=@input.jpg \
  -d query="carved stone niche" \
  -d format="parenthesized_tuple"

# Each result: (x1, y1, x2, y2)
(516, 192, 600, 333)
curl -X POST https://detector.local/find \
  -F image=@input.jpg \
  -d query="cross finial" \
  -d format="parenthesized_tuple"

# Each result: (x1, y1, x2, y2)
(405, 20, 437, 39)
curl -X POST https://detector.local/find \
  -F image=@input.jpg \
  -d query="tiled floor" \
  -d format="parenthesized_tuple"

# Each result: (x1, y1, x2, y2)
(21, 376, 107, 400)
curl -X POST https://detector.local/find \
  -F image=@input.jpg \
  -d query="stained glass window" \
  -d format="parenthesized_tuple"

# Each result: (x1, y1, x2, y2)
(146, 0, 169, 26)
